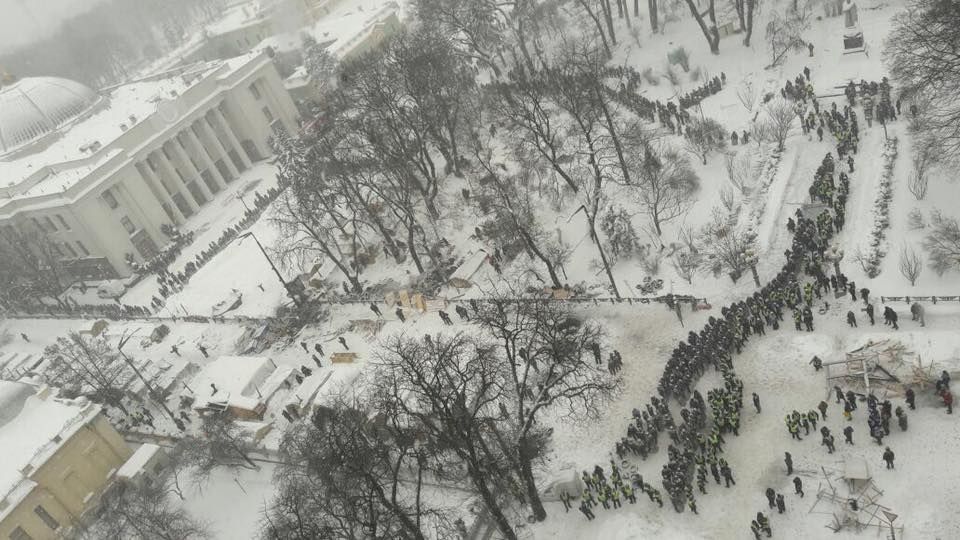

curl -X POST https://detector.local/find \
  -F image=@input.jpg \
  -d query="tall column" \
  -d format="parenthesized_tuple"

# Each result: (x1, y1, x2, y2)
(169, 133, 215, 201)
(153, 148, 200, 212)
(212, 105, 253, 169)
(199, 116, 240, 179)
(138, 161, 186, 224)
(185, 124, 227, 190)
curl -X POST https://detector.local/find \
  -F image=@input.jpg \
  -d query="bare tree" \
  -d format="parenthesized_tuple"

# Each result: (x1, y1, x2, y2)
(765, 10, 808, 68)
(884, 0, 960, 160)
(724, 152, 754, 195)
(683, 117, 727, 165)
(923, 210, 960, 275)
(671, 249, 702, 284)
(471, 294, 620, 521)
(263, 397, 443, 540)
(72, 479, 209, 540)
(43, 333, 131, 415)
(682, 0, 720, 54)
(731, 0, 759, 45)
(908, 142, 938, 200)
(759, 99, 795, 151)
(736, 80, 757, 112)
(182, 412, 259, 483)
(474, 146, 570, 287)
(622, 142, 700, 235)
(372, 334, 519, 540)
(0, 224, 72, 309)
(413, 0, 507, 75)
(699, 208, 756, 281)
(899, 243, 923, 286)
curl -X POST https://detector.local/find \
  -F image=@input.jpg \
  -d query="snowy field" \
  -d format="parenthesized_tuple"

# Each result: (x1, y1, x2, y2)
(4, 0, 960, 538)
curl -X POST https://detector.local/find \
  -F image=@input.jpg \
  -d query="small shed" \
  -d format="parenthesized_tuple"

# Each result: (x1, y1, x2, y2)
(117, 443, 167, 487)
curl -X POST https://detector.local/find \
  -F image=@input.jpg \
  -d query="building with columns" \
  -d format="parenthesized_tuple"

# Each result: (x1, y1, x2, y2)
(0, 52, 299, 280)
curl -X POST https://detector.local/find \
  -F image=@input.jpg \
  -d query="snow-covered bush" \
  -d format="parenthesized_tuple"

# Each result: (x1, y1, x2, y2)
(671, 249, 702, 284)
(858, 137, 899, 277)
(642, 67, 660, 86)
(600, 206, 641, 263)
(667, 47, 691, 72)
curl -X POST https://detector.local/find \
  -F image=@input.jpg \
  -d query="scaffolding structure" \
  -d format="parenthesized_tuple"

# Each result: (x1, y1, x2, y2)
(809, 461, 904, 538)
(822, 340, 931, 398)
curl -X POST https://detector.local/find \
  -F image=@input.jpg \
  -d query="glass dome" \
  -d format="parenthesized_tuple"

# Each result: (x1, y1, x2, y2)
(0, 77, 99, 153)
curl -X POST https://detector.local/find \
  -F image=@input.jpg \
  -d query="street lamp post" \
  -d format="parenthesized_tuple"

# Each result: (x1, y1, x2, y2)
(239, 231, 303, 308)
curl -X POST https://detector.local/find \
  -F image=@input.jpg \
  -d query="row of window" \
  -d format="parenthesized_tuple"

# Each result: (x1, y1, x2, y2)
(8, 504, 60, 539)
(29, 214, 72, 234)
(50, 239, 91, 259)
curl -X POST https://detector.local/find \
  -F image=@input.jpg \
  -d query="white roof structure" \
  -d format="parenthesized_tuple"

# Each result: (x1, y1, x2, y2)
(0, 77, 100, 154)
(0, 381, 100, 520)
(284, 365, 361, 417)
(191, 355, 276, 414)
(116, 443, 162, 480)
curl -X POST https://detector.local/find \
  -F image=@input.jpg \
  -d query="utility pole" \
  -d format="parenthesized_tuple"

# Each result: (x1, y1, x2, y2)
(118, 329, 184, 430)
(239, 232, 303, 308)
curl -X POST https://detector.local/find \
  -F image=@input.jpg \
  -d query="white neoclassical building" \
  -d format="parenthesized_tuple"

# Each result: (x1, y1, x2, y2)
(0, 52, 298, 280)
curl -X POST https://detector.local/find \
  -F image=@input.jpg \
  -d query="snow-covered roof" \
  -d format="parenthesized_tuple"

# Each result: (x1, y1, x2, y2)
(259, 1, 399, 58)
(0, 77, 100, 154)
(116, 443, 162, 480)
(0, 381, 100, 520)
(206, 1, 269, 36)
(0, 64, 219, 195)
(284, 365, 361, 415)
(191, 355, 275, 413)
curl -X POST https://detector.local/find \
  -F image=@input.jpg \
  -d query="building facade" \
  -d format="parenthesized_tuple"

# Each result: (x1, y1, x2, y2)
(0, 382, 132, 540)
(0, 52, 299, 280)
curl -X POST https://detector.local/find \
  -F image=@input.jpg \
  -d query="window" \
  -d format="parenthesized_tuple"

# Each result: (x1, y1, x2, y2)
(63, 243, 77, 258)
(262, 106, 274, 123)
(34, 505, 59, 530)
(44, 217, 57, 232)
(9, 526, 33, 540)
(248, 81, 261, 100)
(56, 214, 71, 231)
(76, 241, 90, 257)
(102, 190, 119, 209)
(120, 217, 136, 234)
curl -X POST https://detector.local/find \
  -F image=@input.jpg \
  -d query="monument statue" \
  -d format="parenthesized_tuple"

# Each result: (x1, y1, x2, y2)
(843, 0, 859, 28)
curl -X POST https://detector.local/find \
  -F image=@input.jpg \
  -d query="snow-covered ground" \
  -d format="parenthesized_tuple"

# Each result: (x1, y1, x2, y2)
(5, 0, 960, 538)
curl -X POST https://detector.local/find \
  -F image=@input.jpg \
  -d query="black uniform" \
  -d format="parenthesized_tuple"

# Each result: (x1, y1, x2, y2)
(793, 476, 804, 497)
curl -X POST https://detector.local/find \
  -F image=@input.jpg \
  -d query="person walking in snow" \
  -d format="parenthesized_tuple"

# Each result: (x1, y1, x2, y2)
(905, 387, 916, 410)
(818, 400, 828, 419)
(369, 303, 382, 318)
(753, 392, 762, 413)
(794, 476, 804, 497)
(395, 307, 406, 322)
(784, 452, 794, 475)
(765, 487, 776, 508)
(338, 336, 348, 349)
(314, 343, 324, 356)
(883, 447, 895, 469)
(198, 344, 209, 358)
(844, 425, 854, 444)
(776, 493, 786, 514)
(864, 303, 875, 325)
(847, 310, 857, 327)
